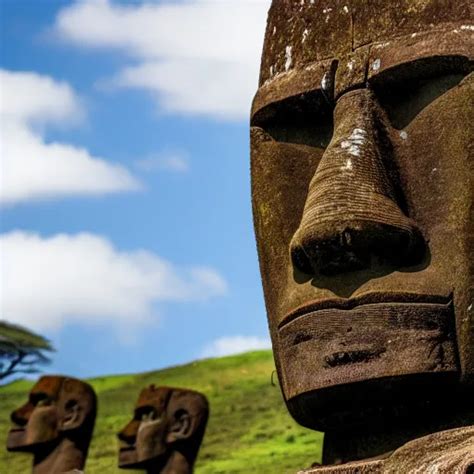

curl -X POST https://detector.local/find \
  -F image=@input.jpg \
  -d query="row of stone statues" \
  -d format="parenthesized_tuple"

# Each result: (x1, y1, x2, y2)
(6, 376, 208, 474)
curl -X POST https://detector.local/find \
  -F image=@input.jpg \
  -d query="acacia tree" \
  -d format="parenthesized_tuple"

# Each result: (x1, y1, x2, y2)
(0, 321, 54, 381)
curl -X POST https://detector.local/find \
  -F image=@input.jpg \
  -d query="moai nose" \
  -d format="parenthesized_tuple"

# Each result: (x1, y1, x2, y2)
(117, 420, 139, 444)
(10, 404, 31, 426)
(290, 89, 424, 276)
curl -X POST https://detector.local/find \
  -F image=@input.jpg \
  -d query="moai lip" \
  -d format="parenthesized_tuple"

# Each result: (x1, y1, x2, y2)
(251, 0, 473, 435)
(279, 298, 458, 431)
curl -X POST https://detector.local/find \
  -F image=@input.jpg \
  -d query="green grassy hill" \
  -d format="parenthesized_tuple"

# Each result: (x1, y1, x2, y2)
(0, 350, 323, 473)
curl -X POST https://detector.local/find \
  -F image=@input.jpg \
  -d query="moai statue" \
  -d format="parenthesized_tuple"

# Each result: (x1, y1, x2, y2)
(251, 0, 473, 471)
(117, 385, 209, 474)
(6, 375, 97, 474)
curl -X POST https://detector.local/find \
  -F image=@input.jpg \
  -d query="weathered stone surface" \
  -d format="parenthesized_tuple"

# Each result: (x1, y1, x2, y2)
(299, 426, 474, 473)
(6, 375, 97, 474)
(117, 385, 209, 474)
(251, 0, 473, 465)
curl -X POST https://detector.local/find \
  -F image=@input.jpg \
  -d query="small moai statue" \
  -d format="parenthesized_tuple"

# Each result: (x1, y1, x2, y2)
(251, 0, 474, 471)
(7, 375, 97, 474)
(117, 385, 209, 474)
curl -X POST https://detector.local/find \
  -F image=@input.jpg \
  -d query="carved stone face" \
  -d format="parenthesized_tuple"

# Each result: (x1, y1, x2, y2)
(251, 0, 473, 430)
(7, 375, 97, 451)
(117, 386, 208, 470)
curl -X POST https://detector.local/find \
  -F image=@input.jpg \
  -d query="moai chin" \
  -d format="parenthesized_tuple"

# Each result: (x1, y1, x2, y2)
(6, 375, 97, 474)
(251, 0, 473, 471)
(117, 385, 209, 474)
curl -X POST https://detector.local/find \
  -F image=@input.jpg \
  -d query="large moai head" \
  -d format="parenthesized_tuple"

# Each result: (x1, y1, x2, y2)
(251, 0, 473, 432)
(7, 375, 97, 472)
(117, 385, 209, 473)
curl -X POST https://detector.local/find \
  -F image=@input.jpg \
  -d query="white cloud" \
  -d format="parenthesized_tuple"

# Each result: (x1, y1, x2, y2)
(0, 231, 228, 334)
(0, 69, 140, 205)
(54, 0, 270, 120)
(135, 150, 190, 173)
(1, 69, 83, 126)
(200, 335, 271, 358)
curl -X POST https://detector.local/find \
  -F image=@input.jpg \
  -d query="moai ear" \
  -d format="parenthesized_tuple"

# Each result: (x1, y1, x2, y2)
(60, 399, 84, 431)
(165, 409, 192, 444)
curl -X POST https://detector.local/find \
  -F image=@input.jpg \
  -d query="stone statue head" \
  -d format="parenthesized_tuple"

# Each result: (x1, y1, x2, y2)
(251, 0, 473, 432)
(117, 385, 209, 472)
(7, 375, 97, 473)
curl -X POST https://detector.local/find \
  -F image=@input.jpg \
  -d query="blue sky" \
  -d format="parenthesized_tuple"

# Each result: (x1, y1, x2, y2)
(1, 0, 272, 378)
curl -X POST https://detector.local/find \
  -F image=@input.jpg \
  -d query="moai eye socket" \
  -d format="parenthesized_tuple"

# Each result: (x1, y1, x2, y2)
(378, 73, 468, 129)
(251, 90, 334, 149)
(31, 393, 52, 407)
(370, 57, 471, 129)
(136, 407, 158, 422)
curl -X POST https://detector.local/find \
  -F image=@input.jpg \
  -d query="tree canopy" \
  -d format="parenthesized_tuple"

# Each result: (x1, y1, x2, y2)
(0, 321, 54, 381)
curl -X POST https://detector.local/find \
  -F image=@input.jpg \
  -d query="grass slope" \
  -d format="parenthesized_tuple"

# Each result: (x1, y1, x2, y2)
(0, 350, 323, 473)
